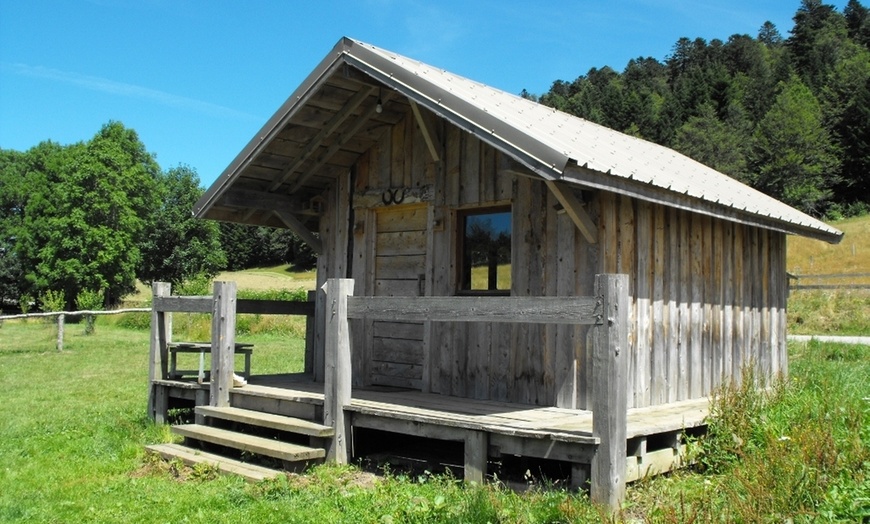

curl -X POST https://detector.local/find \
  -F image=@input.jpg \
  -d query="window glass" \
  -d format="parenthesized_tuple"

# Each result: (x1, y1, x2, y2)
(460, 209, 511, 293)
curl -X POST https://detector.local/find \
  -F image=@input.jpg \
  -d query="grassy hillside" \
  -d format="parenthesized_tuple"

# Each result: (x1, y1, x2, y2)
(787, 214, 870, 335)
(787, 214, 870, 278)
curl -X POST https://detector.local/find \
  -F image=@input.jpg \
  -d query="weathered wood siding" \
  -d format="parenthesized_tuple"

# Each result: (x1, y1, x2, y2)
(596, 192, 789, 408)
(315, 105, 788, 409)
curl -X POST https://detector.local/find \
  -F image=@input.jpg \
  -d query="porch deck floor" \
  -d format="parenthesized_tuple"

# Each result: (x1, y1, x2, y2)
(227, 374, 710, 444)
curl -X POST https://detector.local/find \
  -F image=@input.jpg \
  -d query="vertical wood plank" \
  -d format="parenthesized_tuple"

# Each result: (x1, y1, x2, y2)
(391, 117, 405, 188)
(617, 195, 637, 407)
(460, 134, 481, 206)
(591, 273, 629, 510)
(775, 233, 789, 378)
(210, 281, 237, 408)
(324, 278, 354, 464)
(634, 200, 651, 408)
(732, 223, 745, 384)
(711, 218, 724, 391)
(701, 215, 713, 396)
(677, 211, 690, 400)
(464, 430, 488, 484)
(722, 222, 734, 386)
(666, 207, 679, 403)
(689, 213, 703, 398)
(651, 204, 666, 405)
(760, 229, 771, 385)
(748, 227, 760, 384)
(555, 209, 578, 408)
(148, 282, 171, 422)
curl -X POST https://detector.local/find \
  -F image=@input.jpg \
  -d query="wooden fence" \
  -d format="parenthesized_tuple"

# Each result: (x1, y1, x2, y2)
(788, 272, 870, 290)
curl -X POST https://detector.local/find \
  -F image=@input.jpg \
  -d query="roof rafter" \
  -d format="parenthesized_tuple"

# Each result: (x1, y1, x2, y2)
(289, 92, 395, 194)
(269, 85, 376, 192)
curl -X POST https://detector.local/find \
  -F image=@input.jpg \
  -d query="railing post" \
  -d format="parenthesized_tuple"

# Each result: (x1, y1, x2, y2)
(305, 289, 316, 375)
(148, 282, 172, 422)
(591, 273, 629, 511)
(210, 281, 237, 408)
(323, 278, 354, 464)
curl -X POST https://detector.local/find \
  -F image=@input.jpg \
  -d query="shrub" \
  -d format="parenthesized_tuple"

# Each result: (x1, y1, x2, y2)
(76, 288, 104, 335)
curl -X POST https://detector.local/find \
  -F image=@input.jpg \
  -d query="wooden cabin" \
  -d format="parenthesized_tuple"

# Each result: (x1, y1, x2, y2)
(148, 37, 842, 508)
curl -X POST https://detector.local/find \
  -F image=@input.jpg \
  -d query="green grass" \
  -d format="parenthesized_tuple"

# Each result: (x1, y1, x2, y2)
(1, 319, 867, 522)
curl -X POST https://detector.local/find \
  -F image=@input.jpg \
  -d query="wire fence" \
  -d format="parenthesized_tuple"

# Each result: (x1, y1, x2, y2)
(0, 308, 151, 351)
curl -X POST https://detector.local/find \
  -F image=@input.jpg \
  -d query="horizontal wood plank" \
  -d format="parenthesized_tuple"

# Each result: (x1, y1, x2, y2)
(348, 296, 602, 324)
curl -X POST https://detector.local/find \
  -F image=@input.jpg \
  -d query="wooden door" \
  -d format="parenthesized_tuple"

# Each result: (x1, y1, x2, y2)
(369, 204, 427, 388)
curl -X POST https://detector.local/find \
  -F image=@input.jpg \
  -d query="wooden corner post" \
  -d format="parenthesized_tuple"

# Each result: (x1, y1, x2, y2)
(148, 282, 171, 422)
(210, 281, 237, 408)
(591, 273, 629, 510)
(323, 278, 354, 464)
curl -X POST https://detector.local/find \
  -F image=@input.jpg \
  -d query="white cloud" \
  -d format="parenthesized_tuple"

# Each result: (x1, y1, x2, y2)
(6, 63, 259, 121)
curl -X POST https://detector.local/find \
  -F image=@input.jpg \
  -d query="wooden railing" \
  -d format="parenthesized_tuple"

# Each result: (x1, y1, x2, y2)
(147, 282, 316, 421)
(322, 273, 629, 509)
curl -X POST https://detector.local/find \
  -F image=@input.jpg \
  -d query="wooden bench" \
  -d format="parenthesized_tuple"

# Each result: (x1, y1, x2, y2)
(168, 342, 254, 383)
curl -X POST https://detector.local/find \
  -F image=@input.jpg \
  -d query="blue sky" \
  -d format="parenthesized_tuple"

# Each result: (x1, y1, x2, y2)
(0, 0, 847, 188)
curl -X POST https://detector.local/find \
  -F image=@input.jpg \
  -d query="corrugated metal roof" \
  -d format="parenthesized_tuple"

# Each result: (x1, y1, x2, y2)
(195, 37, 842, 243)
(342, 38, 842, 243)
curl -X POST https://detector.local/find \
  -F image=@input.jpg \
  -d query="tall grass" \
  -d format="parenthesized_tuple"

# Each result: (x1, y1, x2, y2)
(1, 318, 867, 522)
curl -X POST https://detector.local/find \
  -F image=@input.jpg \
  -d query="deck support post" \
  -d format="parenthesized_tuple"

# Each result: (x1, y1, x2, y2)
(464, 430, 488, 483)
(591, 273, 629, 511)
(148, 282, 172, 422)
(210, 281, 237, 408)
(324, 278, 354, 464)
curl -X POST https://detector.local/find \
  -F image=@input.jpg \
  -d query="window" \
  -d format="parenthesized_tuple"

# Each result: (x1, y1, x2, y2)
(458, 207, 511, 294)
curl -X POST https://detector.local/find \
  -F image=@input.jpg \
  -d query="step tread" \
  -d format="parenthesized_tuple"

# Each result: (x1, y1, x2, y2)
(145, 443, 283, 482)
(171, 424, 326, 462)
(196, 406, 334, 437)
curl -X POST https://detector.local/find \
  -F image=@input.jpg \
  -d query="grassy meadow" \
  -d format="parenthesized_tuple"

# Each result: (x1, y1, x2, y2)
(0, 216, 867, 522)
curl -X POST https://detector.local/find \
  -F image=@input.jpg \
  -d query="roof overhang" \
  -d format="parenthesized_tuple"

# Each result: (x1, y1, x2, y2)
(194, 37, 843, 246)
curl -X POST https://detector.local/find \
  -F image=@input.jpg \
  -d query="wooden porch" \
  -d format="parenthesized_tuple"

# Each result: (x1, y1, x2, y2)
(147, 274, 710, 510)
(152, 373, 708, 487)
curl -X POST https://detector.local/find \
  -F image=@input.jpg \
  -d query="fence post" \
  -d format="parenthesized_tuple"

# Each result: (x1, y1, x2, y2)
(148, 282, 172, 422)
(591, 273, 629, 511)
(56, 314, 65, 352)
(210, 281, 237, 408)
(323, 278, 354, 464)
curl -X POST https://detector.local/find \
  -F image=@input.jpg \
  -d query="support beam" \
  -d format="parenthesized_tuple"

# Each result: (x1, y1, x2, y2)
(591, 274, 629, 511)
(148, 282, 172, 422)
(464, 430, 488, 483)
(210, 281, 237, 408)
(545, 180, 598, 244)
(290, 93, 395, 194)
(274, 210, 324, 254)
(270, 86, 376, 192)
(409, 100, 440, 162)
(323, 278, 354, 464)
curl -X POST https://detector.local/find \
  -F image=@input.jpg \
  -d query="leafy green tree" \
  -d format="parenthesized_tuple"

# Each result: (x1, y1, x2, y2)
(0, 149, 29, 305)
(750, 78, 840, 214)
(137, 165, 225, 286)
(17, 122, 160, 309)
(673, 104, 751, 183)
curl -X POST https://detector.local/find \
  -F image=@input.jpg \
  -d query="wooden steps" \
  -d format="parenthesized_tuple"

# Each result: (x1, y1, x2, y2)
(195, 406, 334, 437)
(145, 443, 283, 482)
(172, 423, 326, 462)
(148, 405, 331, 482)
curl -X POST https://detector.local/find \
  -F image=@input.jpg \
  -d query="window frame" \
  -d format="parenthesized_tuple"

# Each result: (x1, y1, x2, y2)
(456, 205, 512, 296)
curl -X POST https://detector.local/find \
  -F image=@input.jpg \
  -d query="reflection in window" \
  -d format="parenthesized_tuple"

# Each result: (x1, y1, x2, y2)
(460, 208, 511, 293)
